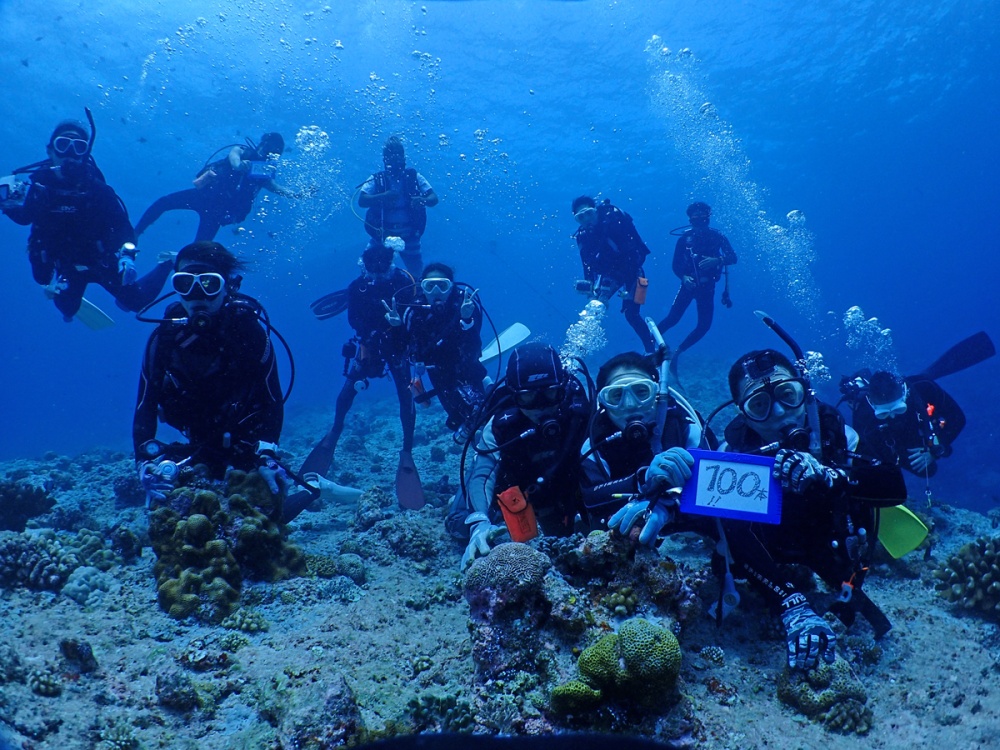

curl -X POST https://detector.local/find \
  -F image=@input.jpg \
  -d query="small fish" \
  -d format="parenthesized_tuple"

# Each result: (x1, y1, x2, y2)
(20, 59, 28, 67)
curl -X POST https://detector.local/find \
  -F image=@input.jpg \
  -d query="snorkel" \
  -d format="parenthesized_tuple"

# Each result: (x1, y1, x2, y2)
(643, 317, 704, 451)
(754, 310, 823, 459)
(83, 107, 96, 157)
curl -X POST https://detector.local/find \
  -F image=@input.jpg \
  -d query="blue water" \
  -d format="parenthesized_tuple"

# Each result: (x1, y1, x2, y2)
(1, 0, 997, 510)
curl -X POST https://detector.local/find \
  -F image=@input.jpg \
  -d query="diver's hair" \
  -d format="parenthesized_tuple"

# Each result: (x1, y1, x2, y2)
(727, 349, 796, 400)
(422, 262, 454, 281)
(596, 352, 657, 390)
(362, 242, 394, 272)
(867, 370, 905, 404)
(49, 120, 88, 145)
(687, 201, 712, 218)
(257, 132, 284, 157)
(176, 241, 246, 279)
(572, 195, 596, 213)
(383, 135, 405, 160)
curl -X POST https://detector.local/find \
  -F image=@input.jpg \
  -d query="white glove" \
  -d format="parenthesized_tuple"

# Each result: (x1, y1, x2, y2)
(907, 447, 935, 473)
(461, 512, 503, 569)
(773, 449, 846, 493)
(382, 299, 402, 327)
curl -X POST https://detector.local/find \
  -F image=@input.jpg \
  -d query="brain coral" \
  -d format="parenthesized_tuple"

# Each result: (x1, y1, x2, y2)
(933, 535, 1000, 619)
(464, 542, 551, 619)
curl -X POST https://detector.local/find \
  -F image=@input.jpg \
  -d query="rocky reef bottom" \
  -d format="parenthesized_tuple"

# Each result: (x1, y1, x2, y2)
(0, 395, 999, 749)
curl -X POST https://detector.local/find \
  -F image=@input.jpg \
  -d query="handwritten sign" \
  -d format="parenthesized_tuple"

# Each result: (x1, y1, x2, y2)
(679, 449, 782, 524)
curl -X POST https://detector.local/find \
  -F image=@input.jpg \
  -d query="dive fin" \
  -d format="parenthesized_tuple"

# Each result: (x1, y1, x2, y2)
(395, 450, 425, 510)
(299, 436, 336, 478)
(912, 331, 995, 382)
(75, 298, 115, 330)
(877, 505, 929, 559)
(480, 322, 531, 363)
(310, 288, 350, 320)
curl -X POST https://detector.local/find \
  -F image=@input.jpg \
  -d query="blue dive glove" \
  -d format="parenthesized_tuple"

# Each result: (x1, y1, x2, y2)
(607, 496, 677, 546)
(255, 441, 289, 495)
(139, 459, 180, 509)
(117, 243, 138, 286)
(641, 447, 694, 496)
(781, 595, 837, 670)
(773, 449, 846, 494)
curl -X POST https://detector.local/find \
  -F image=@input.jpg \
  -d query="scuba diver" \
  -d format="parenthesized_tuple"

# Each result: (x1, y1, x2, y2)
(572, 195, 654, 353)
(359, 136, 438, 278)
(133, 241, 289, 510)
(447, 343, 592, 569)
(298, 242, 423, 508)
(0, 113, 171, 324)
(580, 349, 716, 545)
(718, 343, 907, 669)
(134, 132, 298, 242)
(657, 202, 737, 376)
(401, 263, 488, 442)
(842, 369, 966, 479)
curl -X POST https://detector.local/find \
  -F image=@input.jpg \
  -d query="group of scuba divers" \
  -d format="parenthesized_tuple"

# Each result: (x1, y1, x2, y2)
(2, 113, 995, 675)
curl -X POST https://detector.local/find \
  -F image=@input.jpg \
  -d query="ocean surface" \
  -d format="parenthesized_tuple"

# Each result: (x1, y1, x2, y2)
(0, 0, 997, 512)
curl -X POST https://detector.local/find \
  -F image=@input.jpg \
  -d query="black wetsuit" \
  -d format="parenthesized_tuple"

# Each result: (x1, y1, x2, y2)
(133, 298, 283, 475)
(581, 401, 716, 533)
(404, 291, 487, 434)
(488, 380, 592, 537)
(721, 402, 906, 634)
(851, 379, 965, 478)
(657, 225, 736, 355)
(4, 160, 169, 319)
(574, 201, 654, 352)
(303, 268, 417, 477)
(135, 148, 274, 242)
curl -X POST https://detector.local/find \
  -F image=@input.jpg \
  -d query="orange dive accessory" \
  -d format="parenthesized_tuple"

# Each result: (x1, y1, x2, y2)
(497, 486, 539, 543)
(634, 277, 649, 305)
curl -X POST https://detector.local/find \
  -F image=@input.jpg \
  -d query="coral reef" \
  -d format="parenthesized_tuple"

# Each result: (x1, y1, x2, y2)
(354, 484, 394, 531)
(28, 666, 62, 697)
(0, 640, 25, 684)
(776, 657, 872, 734)
(156, 669, 199, 711)
(552, 617, 682, 715)
(409, 691, 475, 732)
(97, 722, 139, 750)
(932, 535, 1000, 619)
(0, 479, 56, 532)
(148, 471, 306, 622)
(0, 529, 80, 591)
(59, 638, 99, 674)
(62, 565, 112, 606)
(276, 673, 363, 748)
(221, 608, 270, 633)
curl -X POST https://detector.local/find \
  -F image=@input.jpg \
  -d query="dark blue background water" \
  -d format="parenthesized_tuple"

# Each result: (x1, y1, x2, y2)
(1, 1, 997, 511)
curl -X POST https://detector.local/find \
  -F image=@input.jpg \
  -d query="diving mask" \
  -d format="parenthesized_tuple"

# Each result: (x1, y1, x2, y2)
(598, 377, 658, 430)
(868, 385, 908, 420)
(52, 136, 89, 157)
(172, 271, 226, 298)
(739, 378, 806, 422)
(421, 277, 453, 305)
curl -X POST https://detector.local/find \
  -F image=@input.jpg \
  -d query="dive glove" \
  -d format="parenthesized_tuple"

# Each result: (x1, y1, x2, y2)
(774, 449, 847, 494)
(641, 447, 694, 495)
(461, 512, 503, 569)
(607, 497, 676, 546)
(139, 459, 180, 509)
(907, 447, 935, 473)
(256, 441, 289, 495)
(118, 243, 138, 286)
(781, 595, 837, 671)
